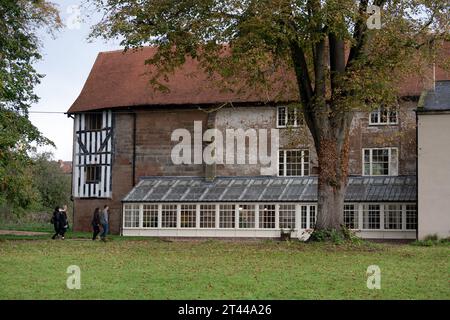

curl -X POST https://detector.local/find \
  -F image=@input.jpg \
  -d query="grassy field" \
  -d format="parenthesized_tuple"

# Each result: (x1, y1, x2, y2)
(0, 228, 448, 299)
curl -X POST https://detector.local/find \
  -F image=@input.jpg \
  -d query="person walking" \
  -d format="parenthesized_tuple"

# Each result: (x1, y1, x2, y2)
(100, 205, 110, 241)
(91, 207, 101, 240)
(59, 205, 69, 240)
(51, 206, 60, 240)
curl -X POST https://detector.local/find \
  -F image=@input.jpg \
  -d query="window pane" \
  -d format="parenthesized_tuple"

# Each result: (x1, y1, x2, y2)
(85, 165, 101, 184)
(369, 149, 390, 176)
(389, 110, 398, 123)
(344, 204, 358, 229)
(279, 204, 296, 229)
(277, 107, 286, 127)
(390, 148, 398, 176)
(370, 111, 379, 124)
(219, 204, 235, 228)
(238, 205, 255, 228)
(287, 108, 296, 126)
(406, 204, 417, 230)
(301, 205, 307, 228)
(281, 149, 308, 176)
(380, 108, 389, 123)
(200, 204, 216, 228)
(161, 204, 177, 228)
(278, 151, 284, 176)
(180, 204, 196, 228)
(259, 204, 275, 229)
(364, 163, 371, 176)
(364, 149, 371, 162)
(363, 204, 380, 229)
(309, 206, 316, 228)
(143, 204, 158, 228)
(124, 204, 139, 228)
(384, 204, 402, 229)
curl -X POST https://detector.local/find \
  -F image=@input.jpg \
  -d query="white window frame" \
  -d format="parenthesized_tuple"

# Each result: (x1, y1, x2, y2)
(123, 204, 140, 228)
(237, 204, 256, 229)
(362, 204, 382, 230)
(278, 149, 310, 177)
(161, 204, 177, 228)
(258, 204, 276, 229)
(219, 204, 236, 228)
(276, 106, 302, 128)
(199, 204, 216, 228)
(180, 204, 197, 228)
(279, 204, 296, 230)
(405, 204, 418, 230)
(362, 147, 398, 176)
(384, 204, 403, 230)
(142, 204, 158, 228)
(343, 203, 359, 230)
(369, 107, 398, 125)
(122, 203, 416, 234)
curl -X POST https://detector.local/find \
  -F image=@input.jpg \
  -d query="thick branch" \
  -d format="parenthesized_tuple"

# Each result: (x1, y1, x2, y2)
(289, 40, 321, 145)
(314, 38, 327, 98)
(289, 41, 314, 106)
(346, 0, 368, 68)
(329, 33, 345, 94)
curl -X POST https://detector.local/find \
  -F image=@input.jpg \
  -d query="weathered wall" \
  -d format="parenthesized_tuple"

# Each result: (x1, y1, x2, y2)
(73, 102, 417, 233)
(418, 113, 450, 240)
(348, 100, 417, 175)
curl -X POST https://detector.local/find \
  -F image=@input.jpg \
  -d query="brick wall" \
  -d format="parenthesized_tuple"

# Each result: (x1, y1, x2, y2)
(73, 102, 417, 233)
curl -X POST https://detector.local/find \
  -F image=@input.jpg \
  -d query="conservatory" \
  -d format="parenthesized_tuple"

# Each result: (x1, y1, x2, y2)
(122, 176, 417, 240)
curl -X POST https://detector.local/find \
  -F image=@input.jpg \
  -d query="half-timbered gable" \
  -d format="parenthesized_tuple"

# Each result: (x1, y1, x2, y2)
(73, 110, 113, 198)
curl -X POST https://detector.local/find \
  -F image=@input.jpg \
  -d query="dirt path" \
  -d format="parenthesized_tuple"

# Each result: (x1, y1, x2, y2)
(0, 230, 49, 236)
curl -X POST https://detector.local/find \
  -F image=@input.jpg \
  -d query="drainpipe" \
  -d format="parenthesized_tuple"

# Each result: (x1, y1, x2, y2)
(204, 111, 217, 182)
(415, 110, 419, 241)
(415, 89, 428, 241)
(132, 111, 137, 186)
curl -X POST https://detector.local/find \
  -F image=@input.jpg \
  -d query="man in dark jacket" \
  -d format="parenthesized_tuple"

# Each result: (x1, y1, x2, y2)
(51, 206, 60, 240)
(92, 208, 101, 240)
(58, 205, 69, 240)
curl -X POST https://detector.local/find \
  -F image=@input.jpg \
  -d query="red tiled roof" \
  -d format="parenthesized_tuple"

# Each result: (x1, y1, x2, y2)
(68, 45, 449, 113)
(58, 160, 72, 174)
(68, 47, 299, 113)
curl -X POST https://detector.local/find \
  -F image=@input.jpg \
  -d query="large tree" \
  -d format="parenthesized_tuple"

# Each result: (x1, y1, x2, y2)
(89, 0, 449, 233)
(0, 0, 61, 211)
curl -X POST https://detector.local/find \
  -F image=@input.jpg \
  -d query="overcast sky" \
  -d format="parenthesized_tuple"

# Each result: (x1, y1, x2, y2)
(29, 0, 122, 161)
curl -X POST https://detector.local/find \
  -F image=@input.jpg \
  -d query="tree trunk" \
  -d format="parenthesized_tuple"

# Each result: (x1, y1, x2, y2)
(314, 133, 350, 230)
(316, 177, 345, 230)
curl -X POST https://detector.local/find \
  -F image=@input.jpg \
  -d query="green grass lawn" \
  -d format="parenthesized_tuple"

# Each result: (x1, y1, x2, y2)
(0, 233, 448, 299)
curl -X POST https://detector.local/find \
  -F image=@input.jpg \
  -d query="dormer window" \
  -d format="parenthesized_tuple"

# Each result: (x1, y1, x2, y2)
(277, 106, 302, 128)
(369, 107, 398, 125)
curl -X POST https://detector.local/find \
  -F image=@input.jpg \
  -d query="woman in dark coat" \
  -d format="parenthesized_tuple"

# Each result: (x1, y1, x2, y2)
(51, 206, 60, 240)
(91, 208, 101, 240)
(58, 205, 69, 240)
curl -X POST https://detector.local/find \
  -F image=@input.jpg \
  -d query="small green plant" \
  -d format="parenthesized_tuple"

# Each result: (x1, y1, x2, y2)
(424, 234, 439, 241)
(411, 235, 450, 246)
(308, 227, 363, 244)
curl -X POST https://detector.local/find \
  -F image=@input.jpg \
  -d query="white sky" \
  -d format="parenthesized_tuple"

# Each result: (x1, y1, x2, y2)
(29, 0, 122, 161)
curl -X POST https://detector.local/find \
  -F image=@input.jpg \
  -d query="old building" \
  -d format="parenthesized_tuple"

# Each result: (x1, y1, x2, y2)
(67, 46, 449, 240)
